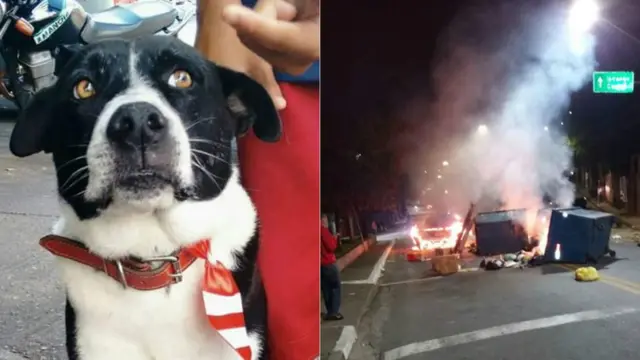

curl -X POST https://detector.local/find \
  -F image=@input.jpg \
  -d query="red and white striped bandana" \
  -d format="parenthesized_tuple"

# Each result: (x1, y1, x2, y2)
(188, 241, 252, 360)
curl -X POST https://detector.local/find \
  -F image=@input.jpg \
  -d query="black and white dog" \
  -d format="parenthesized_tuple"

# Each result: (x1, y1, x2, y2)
(10, 36, 280, 360)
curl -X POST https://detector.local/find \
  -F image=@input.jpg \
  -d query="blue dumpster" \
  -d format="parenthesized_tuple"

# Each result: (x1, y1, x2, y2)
(543, 208, 615, 263)
(474, 209, 529, 256)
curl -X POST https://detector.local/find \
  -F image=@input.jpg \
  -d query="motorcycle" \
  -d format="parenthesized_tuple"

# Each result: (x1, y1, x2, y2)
(0, 0, 196, 110)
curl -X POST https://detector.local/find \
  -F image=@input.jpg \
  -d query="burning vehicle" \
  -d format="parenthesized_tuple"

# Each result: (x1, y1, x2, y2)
(408, 212, 464, 256)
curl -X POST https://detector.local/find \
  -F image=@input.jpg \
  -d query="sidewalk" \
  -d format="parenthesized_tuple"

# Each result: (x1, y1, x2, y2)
(576, 191, 640, 244)
(320, 242, 392, 360)
(581, 192, 640, 229)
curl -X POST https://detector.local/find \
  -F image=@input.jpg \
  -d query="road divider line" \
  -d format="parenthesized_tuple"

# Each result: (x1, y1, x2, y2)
(380, 276, 443, 287)
(342, 240, 396, 285)
(367, 240, 395, 284)
(379, 267, 480, 287)
(383, 307, 639, 360)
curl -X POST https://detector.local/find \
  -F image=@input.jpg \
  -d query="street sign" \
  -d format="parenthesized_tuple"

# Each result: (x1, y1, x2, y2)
(592, 71, 634, 93)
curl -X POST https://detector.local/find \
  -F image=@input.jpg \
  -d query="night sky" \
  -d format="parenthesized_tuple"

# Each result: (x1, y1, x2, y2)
(321, 0, 640, 209)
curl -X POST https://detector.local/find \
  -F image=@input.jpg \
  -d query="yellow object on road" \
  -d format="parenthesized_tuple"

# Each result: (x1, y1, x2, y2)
(575, 267, 599, 282)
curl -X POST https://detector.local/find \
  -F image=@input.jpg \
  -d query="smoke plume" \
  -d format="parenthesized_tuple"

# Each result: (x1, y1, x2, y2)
(412, 0, 596, 223)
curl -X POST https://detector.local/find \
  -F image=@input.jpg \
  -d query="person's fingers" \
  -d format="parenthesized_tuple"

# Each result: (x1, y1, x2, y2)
(274, 1, 297, 21)
(252, 0, 277, 19)
(223, 5, 319, 60)
(248, 62, 287, 110)
(239, 35, 314, 75)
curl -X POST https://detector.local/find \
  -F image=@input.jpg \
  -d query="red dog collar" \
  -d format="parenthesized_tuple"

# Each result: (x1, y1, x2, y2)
(39, 234, 200, 290)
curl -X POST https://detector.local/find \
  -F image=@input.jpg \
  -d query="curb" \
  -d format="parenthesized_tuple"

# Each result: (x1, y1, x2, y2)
(326, 237, 394, 359)
(583, 195, 637, 229)
(326, 271, 381, 359)
(336, 238, 375, 272)
(355, 282, 380, 329)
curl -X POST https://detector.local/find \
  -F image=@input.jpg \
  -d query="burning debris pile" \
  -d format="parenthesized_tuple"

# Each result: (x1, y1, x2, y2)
(470, 207, 616, 270)
(471, 209, 553, 260)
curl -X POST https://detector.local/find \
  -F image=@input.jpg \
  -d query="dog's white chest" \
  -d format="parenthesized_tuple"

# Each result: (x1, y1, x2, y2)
(59, 259, 257, 360)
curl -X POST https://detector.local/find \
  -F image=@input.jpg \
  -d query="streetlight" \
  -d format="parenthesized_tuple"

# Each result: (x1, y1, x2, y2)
(567, 0, 599, 54)
(477, 124, 488, 135)
(437, 175, 442, 179)
(568, 0, 600, 33)
(544, 126, 549, 131)
(442, 161, 449, 167)
(568, 0, 599, 34)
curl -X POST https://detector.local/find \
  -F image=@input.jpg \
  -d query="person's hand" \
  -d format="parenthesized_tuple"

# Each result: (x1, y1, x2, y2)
(230, 0, 292, 110)
(222, 0, 320, 75)
(242, 48, 287, 110)
(195, 0, 286, 109)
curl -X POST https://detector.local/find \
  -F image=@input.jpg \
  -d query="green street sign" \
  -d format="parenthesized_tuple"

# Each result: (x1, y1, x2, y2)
(592, 71, 634, 93)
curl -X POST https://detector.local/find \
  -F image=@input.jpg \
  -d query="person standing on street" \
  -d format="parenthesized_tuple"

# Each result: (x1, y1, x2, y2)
(321, 214, 343, 321)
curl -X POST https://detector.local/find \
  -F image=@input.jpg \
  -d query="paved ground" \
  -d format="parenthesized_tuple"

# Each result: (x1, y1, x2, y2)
(320, 241, 392, 359)
(0, 122, 66, 359)
(350, 233, 640, 360)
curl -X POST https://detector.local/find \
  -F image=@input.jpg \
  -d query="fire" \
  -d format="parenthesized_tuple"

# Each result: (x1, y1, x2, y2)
(409, 220, 463, 251)
(534, 213, 549, 255)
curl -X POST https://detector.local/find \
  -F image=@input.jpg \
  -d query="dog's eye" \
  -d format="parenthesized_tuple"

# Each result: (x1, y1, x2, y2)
(73, 80, 96, 100)
(168, 70, 192, 89)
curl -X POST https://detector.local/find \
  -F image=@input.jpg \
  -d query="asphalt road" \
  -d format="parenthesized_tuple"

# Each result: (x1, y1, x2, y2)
(353, 234, 640, 360)
(0, 122, 66, 360)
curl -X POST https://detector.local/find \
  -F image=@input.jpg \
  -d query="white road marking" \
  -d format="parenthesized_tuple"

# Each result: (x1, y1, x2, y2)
(342, 240, 395, 285)
(383, 307, 639, 360)
(380, 276, 443, 287)
(379, 267, 480, 287)
(377, 231, 405, 241)
(333, 325, 357, 360)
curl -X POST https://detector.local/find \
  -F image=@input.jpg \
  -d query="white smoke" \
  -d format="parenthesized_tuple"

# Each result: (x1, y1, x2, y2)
(412, 1, 596, 220)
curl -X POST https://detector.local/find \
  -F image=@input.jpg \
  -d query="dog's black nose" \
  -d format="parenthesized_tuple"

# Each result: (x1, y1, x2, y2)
(106, 102, 168, 146)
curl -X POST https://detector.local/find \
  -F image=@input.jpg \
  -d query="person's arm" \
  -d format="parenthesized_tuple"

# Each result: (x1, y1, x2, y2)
(195, 0, 287, 109)
(222, 0, 319, 75)
(195, 0, 247, 71)
(321, 227, 338, 253)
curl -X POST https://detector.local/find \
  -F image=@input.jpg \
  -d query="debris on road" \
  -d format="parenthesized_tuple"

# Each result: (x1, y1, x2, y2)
(479, 249, 545, 271)
(610, 228, 640, 244)
(575, 267, 599, 282)
(432, 254, 460, 275)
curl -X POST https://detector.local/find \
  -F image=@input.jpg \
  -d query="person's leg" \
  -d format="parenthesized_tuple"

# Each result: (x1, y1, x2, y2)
(320, 266, 331, 315)
(329, 264, 342, 316)
(238, 82, 319, 359)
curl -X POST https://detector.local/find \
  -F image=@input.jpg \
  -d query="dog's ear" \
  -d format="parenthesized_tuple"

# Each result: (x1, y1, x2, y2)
(53, 44, 83, 75)
(10, 86, 56, 157)
(214, 65, 282, 142)
(11, 45, 81, 157)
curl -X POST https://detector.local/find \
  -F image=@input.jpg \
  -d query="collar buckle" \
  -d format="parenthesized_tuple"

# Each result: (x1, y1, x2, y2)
(140, 255, 184, 284)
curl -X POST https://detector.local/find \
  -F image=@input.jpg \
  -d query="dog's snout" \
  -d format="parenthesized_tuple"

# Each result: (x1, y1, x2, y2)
(107, 102, 167, 146)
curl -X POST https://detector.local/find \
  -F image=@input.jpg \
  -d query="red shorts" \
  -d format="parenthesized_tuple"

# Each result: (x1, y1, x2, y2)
(238, 82, 319, 359)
